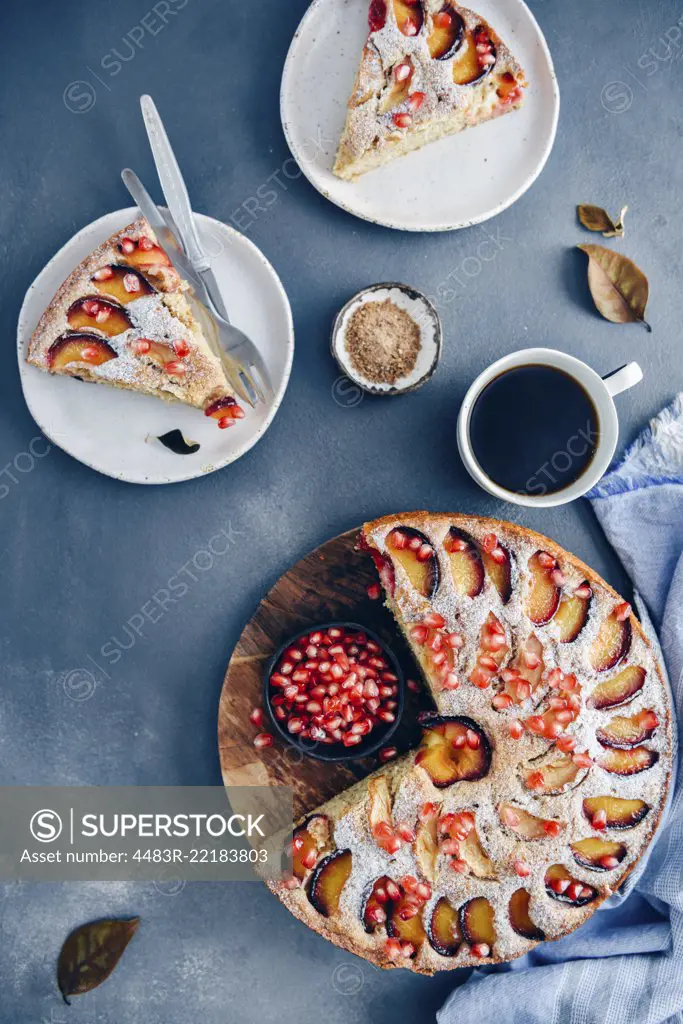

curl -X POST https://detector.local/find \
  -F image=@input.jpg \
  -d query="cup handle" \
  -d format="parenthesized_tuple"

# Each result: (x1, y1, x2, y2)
(602, 362, 643, 398)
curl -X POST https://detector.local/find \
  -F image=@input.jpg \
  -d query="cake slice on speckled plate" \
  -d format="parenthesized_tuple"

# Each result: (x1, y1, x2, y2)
(267, 513, 672, 974)
(26, 217, 244, 430)
(334, 0, 526, 180)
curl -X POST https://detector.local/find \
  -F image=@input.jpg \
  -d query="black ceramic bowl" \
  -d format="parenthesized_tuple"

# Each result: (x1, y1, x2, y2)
(263, 621, 405, 763)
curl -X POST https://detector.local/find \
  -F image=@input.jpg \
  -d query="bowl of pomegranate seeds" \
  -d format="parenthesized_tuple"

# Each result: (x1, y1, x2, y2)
(264, 622, 405, 761)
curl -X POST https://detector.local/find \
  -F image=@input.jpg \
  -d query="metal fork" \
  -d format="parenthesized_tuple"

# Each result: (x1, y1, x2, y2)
(139, 94, 273, 406)
(121, 168, 255, 409)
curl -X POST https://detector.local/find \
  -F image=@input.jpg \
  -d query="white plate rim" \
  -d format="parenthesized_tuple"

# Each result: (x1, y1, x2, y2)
(280, 0, 560, 233)
(17, 207, 295, 485)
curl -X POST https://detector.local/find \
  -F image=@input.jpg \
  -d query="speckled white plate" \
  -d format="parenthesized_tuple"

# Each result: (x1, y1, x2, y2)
(281, 0, 559, 232)
(17, 208, 294, 485)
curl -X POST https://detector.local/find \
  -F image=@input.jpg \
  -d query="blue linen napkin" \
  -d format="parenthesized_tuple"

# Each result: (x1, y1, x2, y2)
(438, 394, 683, 1024)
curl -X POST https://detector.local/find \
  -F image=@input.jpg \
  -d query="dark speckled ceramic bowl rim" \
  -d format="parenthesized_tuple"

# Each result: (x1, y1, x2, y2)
(330, 282, 442, 396)
(263, 621, 405, 762)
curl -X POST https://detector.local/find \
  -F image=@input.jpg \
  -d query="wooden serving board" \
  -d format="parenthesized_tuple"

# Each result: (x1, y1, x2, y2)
(218, 527, 432, 821)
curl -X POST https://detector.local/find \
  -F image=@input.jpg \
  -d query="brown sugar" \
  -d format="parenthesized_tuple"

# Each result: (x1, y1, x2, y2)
(345, 299, 421, 385)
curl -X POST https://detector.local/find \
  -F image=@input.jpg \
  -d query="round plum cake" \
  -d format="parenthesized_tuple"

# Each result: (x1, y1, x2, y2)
(268, 513, 672, 973)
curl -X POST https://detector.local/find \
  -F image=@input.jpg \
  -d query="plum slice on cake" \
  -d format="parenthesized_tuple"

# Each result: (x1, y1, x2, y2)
(333, 0, 526, 180)
(26, 217, 243, 430)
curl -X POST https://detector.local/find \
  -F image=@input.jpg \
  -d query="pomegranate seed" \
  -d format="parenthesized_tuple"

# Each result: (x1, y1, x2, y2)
(492, 692, 513, 710)
(550, 878, 570, 894)
(451, 734, 466, 749)
(600, 855, 620, 870)
(430, 632, 443, 652)
(615, 601, 632, 622)
(423, 612, 445, 629)
(447, 632, 464, 649)
(566, 882, 583, 901)
(575, 584, 592, 599)
(95, 307, 111, 323)
(367, 583, 382, 600)
(471, 666, 492, 689)
(406, 678, 421, 693)
(556, 735, 576, 753)
(372, 821, 394, 840)
(572, 751, 592, 769)
(445, 535, 467, 552)
(408, 536, 422, 551)
(381, 833, 402, 853)
(93, 266, 114, 280)
(471, 943, 490, 958)
(123, 273, 141, 293)
(481, 533, 498, 554)
(249, 707, 264, 728)
(377, 710, 395, 723)
(396, 825, 416, 844)
(253, 732, 273, 748)
(400, 942, 416, 959)
(526, 715, 545, 735)
(394, 62, 412, 82)
(282, 874, 300, 890)
(523, 650, 541, 670)
(174, 339, 190, 357)
(514, 859, 531, 878)
(384, 937, 402, 960)
(546, 668, 564, 688)
(434, 10, 452, 27)
(538, 552, 555, 569)
(120, 237, 136, 254)
(509, 720, 524, 739)
(81, 346, 100, 362)
(441, 672, 460, 691)
(386, 879, 401, 901)
(550, 569, 566, 587)
(137, 235, 154, 251)
(368, 0, 387, 30)
(302, 848, 318, 870)
(415, 882, 431, 901)
(527, 771, 545, 791)
(466, 729, 480, 749)
(542, 820, 563, 837)
(516, 680, 532, 702)
(82, 299, 100, 315)
(367, 905, 387, 925)
(398, 900, 420, 920)
(500, 806, 520, 827)
(592, 809, 607, 831)
(416, 542, 433, 561)
(432, 651, 446, 667)
(379, 746, 398, 763)
(403, 15, 419, 35)
(411, 626, 429, 644)
(450, 858, 468, 874)
(408, 92, 426, 112)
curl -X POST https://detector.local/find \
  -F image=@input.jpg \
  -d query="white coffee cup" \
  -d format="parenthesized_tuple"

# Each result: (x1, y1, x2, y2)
(457, 348, 643, 508)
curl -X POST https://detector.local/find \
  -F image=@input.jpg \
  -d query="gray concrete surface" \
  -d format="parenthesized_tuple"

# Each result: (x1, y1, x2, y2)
(1, 0, 682, 1020)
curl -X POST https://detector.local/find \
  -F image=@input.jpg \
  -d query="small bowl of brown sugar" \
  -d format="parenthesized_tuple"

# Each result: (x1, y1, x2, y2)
(331, 282, 442, 396)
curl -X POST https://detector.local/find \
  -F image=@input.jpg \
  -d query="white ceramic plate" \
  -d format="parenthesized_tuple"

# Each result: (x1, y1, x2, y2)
(17, 208, 294, 485)
(281, 0, 559, 232)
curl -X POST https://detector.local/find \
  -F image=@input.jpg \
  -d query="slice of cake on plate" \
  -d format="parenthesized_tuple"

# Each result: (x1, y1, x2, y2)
(26, 217, 243, 430)
(334, 0, 527, 180)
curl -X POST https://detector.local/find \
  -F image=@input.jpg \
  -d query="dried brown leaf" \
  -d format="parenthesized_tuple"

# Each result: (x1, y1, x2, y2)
(577, 204, 628, 238)
(57, 917, 140, 1004)
(578, 244, 650, 331)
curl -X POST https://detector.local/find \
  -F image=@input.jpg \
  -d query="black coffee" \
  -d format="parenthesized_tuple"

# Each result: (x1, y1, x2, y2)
(469, 364, 599, 496)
